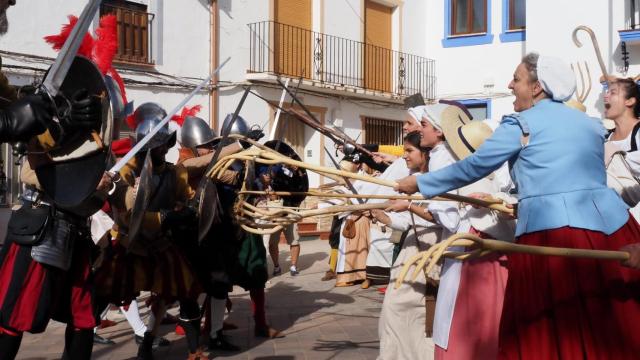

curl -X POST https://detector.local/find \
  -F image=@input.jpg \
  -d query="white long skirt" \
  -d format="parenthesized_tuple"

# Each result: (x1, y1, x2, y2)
(378, 227, 440, 360)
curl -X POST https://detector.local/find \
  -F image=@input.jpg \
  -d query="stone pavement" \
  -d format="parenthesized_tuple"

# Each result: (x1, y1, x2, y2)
(17, 239, 384, 360)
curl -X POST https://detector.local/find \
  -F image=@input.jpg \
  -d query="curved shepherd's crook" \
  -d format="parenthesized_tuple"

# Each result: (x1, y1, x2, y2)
(572, 25, 610, 86)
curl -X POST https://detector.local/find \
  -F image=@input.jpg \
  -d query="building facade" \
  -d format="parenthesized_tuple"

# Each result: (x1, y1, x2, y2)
(1, 0, 637, 205)
(215, 0, 436, 187)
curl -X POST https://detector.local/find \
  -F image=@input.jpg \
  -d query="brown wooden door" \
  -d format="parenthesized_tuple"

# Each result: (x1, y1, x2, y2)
(364, 0, 392, 92)
(274, 0, 312, 78)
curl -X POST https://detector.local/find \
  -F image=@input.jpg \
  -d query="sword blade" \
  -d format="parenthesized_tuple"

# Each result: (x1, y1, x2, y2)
(41, 0, 102, 96)
(110, 56, 230, 174)
(268, 78, 290, 141)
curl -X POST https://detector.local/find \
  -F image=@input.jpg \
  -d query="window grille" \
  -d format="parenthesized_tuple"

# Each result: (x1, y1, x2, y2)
(363, 117, 404, 146)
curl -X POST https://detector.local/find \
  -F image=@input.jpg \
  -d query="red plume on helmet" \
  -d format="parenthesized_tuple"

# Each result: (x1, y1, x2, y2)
(45, 14, 130, 129)
(171, 105, 202, 127)
(44, 16, 95, 58)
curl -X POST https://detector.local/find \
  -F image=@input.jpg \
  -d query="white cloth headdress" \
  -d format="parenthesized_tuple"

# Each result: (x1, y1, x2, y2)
(537, 56, 576, 102)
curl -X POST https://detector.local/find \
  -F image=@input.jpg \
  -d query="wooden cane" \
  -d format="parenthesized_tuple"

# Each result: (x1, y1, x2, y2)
(572, 25, 609, 86)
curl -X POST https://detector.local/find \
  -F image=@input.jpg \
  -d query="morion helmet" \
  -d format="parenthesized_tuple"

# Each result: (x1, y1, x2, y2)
(180, 115, 219, 150)
(133, 102, 176, 151)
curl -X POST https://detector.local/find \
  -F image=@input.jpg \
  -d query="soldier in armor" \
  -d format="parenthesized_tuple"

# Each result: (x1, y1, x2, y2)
(178, 114, 265, 350)
(95, 102, 203, 360)
(0, 4, 135, 359)
(0, 77, 108, 360)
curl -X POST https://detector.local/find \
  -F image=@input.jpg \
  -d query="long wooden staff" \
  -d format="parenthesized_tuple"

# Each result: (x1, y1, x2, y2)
(208, 146, 514, 215)
(572, 25, 610, 86)
(394, 233, 630, 289)
(248, 84, 382, 161)
(238, 190, 506, 206)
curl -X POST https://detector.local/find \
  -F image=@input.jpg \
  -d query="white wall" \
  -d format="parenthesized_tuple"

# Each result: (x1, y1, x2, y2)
(423, 0, 524, 120)
(423, 0, 638, 121)
(323, 0, 362, 41)
(527, 0, 640, 119)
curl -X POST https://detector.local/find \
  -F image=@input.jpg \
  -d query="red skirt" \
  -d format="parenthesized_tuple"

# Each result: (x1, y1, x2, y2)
(0, 239, 96, 334)
(435, 229, 508, 360)
(498, 217, 640, 360)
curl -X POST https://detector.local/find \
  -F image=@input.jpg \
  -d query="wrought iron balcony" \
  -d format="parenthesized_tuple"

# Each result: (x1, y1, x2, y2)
(626, 0, 640, 30)
(248, 21, 436, 99)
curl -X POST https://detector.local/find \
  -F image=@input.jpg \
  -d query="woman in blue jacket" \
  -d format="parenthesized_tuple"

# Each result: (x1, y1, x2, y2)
(395, 53, 640, 359)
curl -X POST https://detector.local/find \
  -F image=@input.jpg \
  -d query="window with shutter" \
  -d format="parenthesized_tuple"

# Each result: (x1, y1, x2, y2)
(364, 1, 393, 93)
(508, 0, 526, 30)
(101, 0, 155, 65)
(274, 0, 312, 78)
(451, 0, 487, 35)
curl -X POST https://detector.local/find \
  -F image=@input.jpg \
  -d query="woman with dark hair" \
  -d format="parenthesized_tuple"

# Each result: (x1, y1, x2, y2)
(374, 130, 440, 360)
(603, 78, 640, 208)
(395, 53, 640, 359)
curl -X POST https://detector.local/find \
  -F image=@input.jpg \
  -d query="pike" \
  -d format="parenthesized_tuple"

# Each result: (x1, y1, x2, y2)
(40, 0, 103, 98)
(274, 79, 381, 161)
(268, 78, 290, 141)
(109, 57, 230, 175)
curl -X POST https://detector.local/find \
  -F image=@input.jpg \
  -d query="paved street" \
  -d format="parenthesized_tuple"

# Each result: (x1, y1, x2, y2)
(17, 239, 384, 360)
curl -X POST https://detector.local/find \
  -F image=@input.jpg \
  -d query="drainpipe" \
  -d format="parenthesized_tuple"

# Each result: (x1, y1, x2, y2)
(210, 0, 220, 130)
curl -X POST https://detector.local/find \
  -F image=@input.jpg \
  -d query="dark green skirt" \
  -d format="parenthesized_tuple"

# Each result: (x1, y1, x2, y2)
(232, 233, 268, 290)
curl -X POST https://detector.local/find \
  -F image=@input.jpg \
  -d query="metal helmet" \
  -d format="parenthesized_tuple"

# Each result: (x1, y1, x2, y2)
(180, 115, 219, 149)
(132, 102, 166, 128)
(221, 113, 249, 137)
(133, 103, 176, 151)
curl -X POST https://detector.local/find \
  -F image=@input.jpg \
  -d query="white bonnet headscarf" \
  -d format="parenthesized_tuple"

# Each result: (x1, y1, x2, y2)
(407, 105, 426, 125)
(537, 56, 576, 102)
(421, 103, 450, 131)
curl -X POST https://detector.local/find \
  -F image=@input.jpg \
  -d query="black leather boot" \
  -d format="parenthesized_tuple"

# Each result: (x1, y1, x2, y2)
(0, 333, 22, 360)
(208, 330, 240, 351)
(66, 329, 94, 360)
(136, 332, 154, 360)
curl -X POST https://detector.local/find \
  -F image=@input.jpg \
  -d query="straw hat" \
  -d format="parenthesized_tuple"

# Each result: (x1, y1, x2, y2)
(565, 98, 586, 112)
(442, 117, 493, 160)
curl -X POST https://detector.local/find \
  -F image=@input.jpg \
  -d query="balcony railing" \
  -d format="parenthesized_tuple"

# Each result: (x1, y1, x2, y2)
(248, 21, 436, 99)
(626, 0, 640, 30)
(101, 3, 155, 65)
